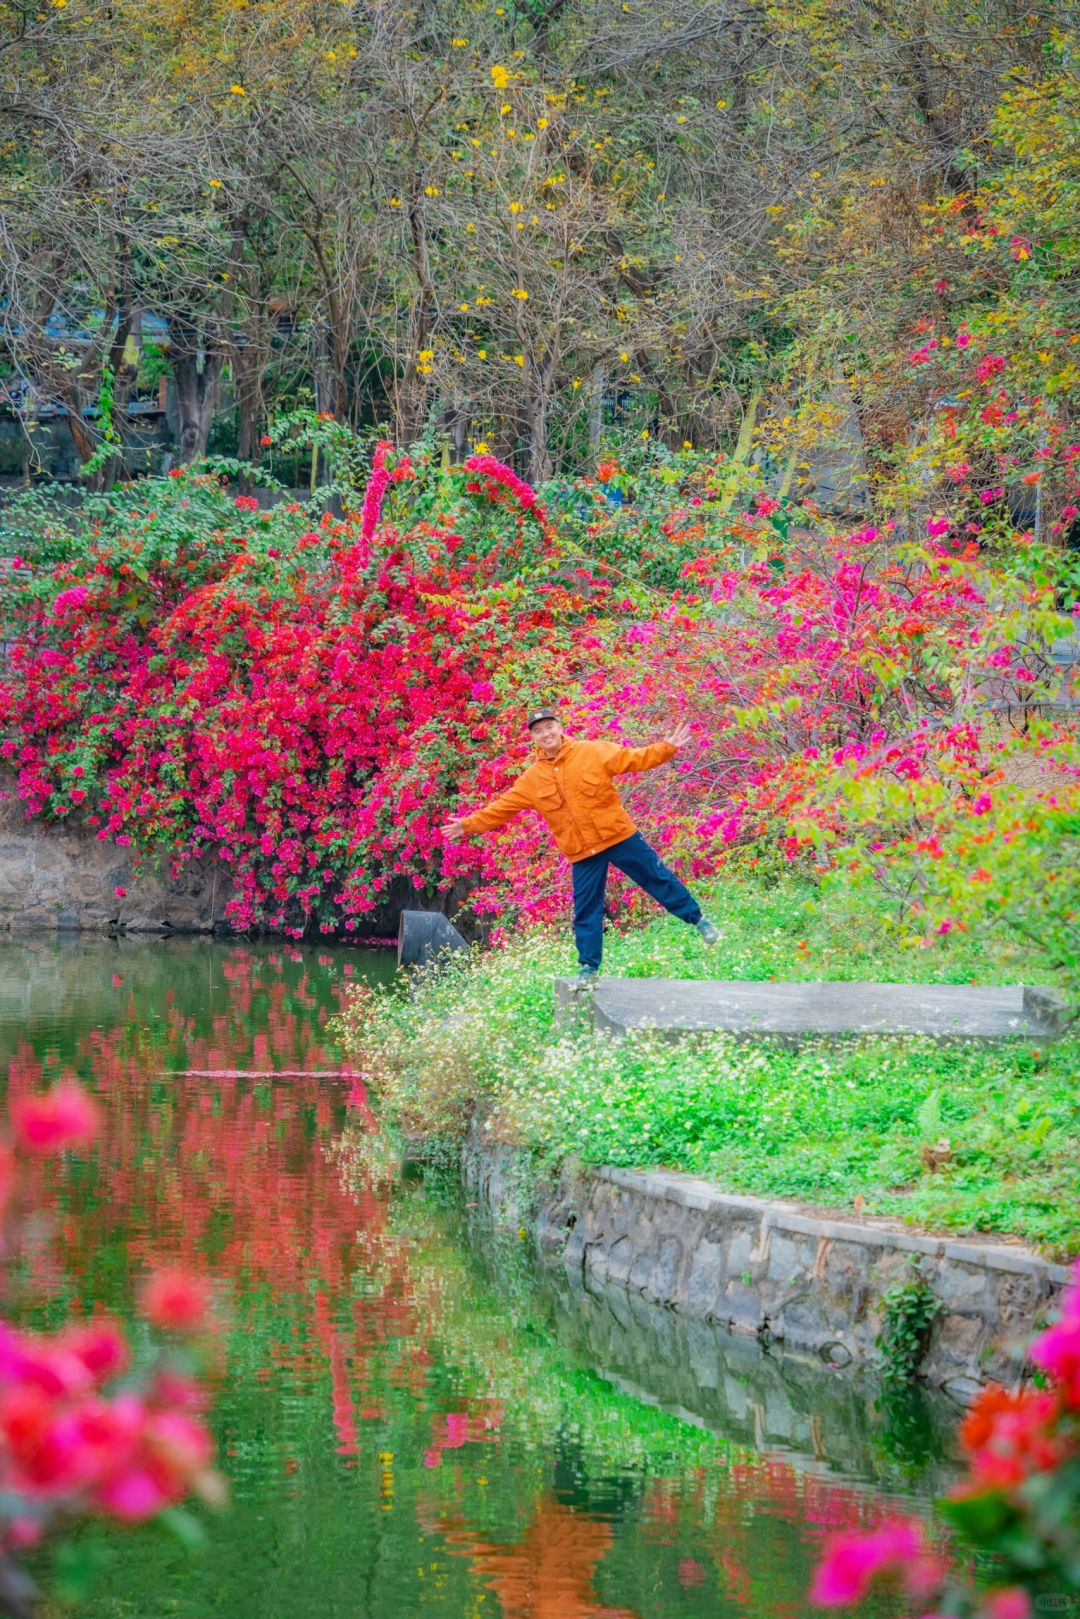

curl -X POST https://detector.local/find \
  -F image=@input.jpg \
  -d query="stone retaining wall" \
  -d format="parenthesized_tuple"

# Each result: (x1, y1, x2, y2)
(542, 1267, 960, 1491)
(0, 790, 472, 935)
(463, 1143, 1069, 1398)
(0, 794, 226, 933)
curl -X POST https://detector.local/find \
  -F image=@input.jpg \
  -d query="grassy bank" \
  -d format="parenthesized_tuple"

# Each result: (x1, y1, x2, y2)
(340, 880, 1080, 1258)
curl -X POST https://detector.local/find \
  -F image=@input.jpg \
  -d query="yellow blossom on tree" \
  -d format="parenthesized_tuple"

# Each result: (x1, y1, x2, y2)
(511, 288, 528, 300)
(490, 64, 509, 89)
(230, 84, 245, 95)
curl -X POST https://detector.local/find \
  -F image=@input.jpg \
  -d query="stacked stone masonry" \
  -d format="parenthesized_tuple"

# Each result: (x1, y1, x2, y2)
(0, 793, 226, 933)
(464, 1144, 1069, 1398)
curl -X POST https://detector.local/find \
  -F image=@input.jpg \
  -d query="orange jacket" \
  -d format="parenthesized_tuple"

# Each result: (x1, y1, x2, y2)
(459, 736, 677, 862)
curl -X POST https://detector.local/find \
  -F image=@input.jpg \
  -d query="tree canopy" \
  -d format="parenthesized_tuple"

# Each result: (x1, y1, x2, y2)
(1, 0, 1076, 490)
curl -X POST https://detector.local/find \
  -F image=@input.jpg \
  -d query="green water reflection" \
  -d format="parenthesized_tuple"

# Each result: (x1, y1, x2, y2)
(0, 938, 954, 1619)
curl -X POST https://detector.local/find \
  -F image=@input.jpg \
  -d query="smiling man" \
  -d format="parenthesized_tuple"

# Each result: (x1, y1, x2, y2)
(441, 707, 721, 981)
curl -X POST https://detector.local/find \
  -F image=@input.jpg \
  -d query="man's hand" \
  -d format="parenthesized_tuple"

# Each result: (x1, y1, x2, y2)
(441, 818, 468, 843)
(664, 721, 693, 751)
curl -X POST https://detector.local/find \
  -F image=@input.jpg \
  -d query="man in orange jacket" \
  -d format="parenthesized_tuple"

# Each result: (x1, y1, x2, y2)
(441, 708, 720, 981)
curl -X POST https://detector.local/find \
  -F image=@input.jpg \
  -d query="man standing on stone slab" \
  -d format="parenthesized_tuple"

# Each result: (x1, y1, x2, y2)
(441, 707, 721, 981)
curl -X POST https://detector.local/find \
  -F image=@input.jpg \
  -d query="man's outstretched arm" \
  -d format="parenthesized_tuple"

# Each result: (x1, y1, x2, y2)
(600, 721, 692, 776)
(441, 780, 534, 842)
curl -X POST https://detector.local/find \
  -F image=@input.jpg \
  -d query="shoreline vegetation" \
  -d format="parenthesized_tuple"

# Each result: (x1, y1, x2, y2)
(340, 879, 1080, 1260)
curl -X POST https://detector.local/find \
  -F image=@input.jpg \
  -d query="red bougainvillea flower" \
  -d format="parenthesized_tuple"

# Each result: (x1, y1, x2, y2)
(985, 1588, 1033, 1619)
(0, 1326, 219, 1514)
(0, 1138, 14, 1214)
(11, 1080, 100, 1156)
(954, 1384, 1065, 1491)
(360, 440, 416, 545)
(1028, 1263, 1080, 1409)
(138, 1269, 214, 1333)
(462, 452, 545, 517)
(0, 1321, 94, 1398)
(62, 1320, 130, 1385)
(810, 1519, 942, 1607)
(94, 1409, 216, 1522)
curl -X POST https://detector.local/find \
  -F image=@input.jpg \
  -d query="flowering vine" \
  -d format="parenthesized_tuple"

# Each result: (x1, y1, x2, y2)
(0, 1081, 221, 1618)
(810, 1263, 1080, 1619)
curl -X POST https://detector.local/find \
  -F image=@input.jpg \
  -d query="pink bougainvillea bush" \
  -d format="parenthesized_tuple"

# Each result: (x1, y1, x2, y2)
(0, 310, 1077, 961)
(809, 1262, 1080, 1619)
(0, 1080, 221, 1618)
(0, 451, 563, 937)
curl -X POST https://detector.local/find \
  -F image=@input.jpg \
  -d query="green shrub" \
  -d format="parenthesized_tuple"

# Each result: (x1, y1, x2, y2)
(339, 880, 1080, 1257)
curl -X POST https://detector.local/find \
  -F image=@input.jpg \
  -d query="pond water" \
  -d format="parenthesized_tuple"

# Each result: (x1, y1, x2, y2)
(2, 937, 957, 1619)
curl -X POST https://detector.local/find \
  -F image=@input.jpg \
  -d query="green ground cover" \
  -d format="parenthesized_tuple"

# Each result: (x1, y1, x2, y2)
(343, 880, 1080, 1258)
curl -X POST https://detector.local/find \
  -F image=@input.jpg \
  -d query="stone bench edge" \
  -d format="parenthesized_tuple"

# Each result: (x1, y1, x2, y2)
(594, 1165, 1073, 1285)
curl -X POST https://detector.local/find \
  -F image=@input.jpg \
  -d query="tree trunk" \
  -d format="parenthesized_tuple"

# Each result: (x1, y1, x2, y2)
(440, 404, 469, 463)
(64, 400, 97, 464)
(170, 317, 225, 464)
(588, 363, 606, 459)
(393, 191, 435, 444)
(233, 338, 264, 493)
(525, 354, 556, 485)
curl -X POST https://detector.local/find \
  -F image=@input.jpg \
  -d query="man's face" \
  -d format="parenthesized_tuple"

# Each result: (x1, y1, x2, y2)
(530, 717, 563, 755)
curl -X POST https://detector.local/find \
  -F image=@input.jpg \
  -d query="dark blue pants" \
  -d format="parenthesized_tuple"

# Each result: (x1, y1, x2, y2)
(571, 832, 702, 970)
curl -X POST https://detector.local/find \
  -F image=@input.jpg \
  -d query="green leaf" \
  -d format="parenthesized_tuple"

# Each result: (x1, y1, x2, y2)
(157, 1506, 207, 1550)
(917, 1089, 942, 1141)
(938, 1487, 1015, 1541)
(53, 1535, 114, 1602)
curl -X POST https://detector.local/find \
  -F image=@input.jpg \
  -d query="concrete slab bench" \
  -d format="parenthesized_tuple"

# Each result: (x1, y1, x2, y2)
(553, 977, 1069, 1043)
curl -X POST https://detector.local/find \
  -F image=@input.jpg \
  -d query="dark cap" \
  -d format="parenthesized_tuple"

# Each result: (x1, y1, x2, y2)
(527, 707, 559, 730)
